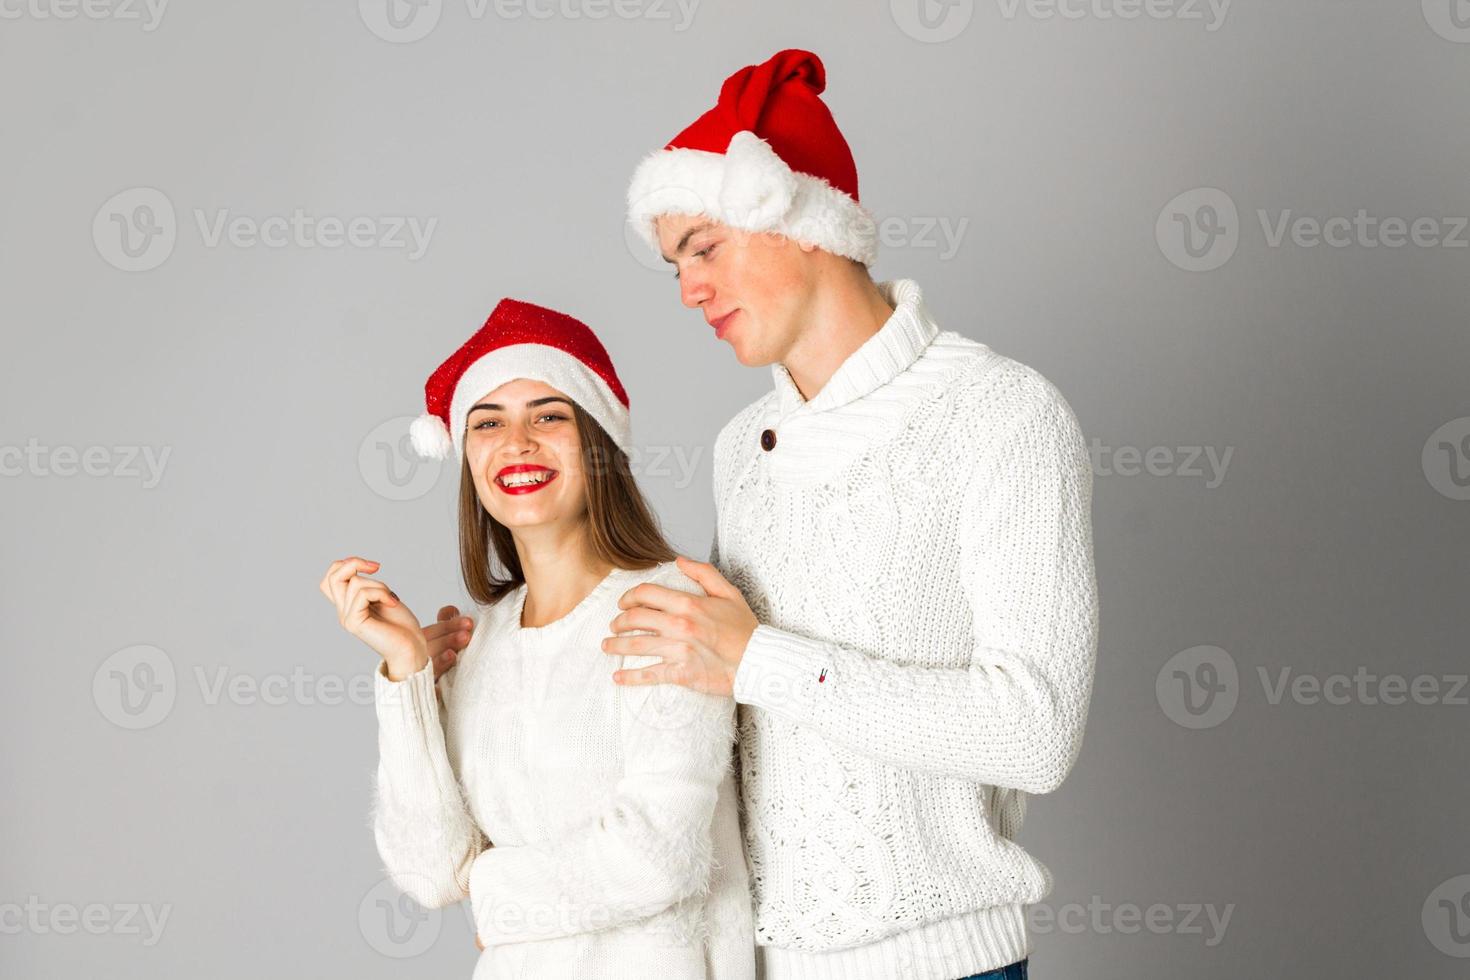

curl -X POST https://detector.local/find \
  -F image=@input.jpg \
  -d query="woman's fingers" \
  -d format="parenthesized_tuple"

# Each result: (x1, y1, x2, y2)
(343, 575, 395, 627)
(431, 647, 457, 680)
(424, 625, 470, 655)
(422, 616, 472, 642)
(612, 661, 673, 686)
(322, 557, 381, 612)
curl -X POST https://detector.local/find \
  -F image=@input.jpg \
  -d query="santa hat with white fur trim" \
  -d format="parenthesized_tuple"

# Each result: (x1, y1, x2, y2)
(626, 48, 877, 266)
(409, 298, 632, 461)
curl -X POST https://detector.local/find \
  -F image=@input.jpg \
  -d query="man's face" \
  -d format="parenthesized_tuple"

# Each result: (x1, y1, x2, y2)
(654, 213, 814, 367)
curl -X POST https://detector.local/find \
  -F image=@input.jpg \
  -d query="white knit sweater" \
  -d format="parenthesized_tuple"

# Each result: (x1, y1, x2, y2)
(371, 561, 755, 980)
(711, 278, 1098, 980)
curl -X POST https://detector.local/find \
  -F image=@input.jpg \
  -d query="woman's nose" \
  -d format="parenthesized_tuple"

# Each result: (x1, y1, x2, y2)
(504, 425, 538, 452)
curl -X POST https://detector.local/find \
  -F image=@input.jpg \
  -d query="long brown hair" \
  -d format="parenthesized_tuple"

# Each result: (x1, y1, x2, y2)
(457, 399, 677, 606)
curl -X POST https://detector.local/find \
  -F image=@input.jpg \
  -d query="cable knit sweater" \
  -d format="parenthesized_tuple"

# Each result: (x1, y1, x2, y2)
(371, 560, 755, 980)
(711, 279, 1098, 980)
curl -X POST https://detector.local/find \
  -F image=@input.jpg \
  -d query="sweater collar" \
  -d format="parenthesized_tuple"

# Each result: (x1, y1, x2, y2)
(770, 279, 939, 417)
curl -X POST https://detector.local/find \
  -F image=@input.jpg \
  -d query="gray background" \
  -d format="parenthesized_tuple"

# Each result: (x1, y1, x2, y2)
(2, 1, 1467, 977)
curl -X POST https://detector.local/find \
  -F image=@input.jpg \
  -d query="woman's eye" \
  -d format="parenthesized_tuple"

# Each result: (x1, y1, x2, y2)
(472, 418, 498, 430)
(538, 413, 566, 423)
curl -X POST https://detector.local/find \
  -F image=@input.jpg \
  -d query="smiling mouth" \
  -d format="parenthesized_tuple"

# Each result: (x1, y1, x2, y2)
(711, 311, 738, 338)
(496, 469, 559, 493)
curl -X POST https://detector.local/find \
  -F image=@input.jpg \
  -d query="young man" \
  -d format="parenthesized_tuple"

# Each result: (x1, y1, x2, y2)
(599, 49, 1099, 980)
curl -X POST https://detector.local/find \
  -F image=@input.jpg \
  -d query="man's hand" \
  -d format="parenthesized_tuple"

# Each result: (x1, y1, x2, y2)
(601, 555, 757, 696)
(424, 605, 473, 680)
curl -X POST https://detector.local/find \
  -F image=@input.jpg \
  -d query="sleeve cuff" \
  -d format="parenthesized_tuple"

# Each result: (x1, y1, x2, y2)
(731, 624, 826, 713)
(373, 657, 441, 776)
(374, 656, 435, 712)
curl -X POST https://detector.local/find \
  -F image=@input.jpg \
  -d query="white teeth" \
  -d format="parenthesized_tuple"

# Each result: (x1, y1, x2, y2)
(501, 470, 552, 487)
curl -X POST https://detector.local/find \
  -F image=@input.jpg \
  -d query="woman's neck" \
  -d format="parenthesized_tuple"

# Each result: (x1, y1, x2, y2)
(515, 529, 613, 628)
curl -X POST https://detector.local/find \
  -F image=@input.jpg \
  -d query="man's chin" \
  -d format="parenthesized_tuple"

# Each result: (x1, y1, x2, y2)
(727, 341, 773, 368)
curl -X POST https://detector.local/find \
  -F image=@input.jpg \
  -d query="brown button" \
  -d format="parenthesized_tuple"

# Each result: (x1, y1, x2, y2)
(760, 428, 776, 451)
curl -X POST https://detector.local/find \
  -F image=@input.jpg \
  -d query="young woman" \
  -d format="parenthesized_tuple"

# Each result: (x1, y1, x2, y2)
(319, 298, 754, 980)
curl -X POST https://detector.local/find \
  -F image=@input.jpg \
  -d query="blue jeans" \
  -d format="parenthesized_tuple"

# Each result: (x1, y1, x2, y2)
(957, 957, 1028, 980)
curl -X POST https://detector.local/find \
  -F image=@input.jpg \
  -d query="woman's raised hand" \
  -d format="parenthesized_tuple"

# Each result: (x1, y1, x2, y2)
(319, 557, 429, 681)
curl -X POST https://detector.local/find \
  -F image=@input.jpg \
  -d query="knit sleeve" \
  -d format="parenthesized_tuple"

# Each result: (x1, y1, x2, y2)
(730, 390, 1098, 793)
(371, 657, 487, 909)
(467, 581, 736, 946)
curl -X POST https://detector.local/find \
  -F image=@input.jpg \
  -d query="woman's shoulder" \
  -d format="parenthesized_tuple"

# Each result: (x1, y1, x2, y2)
(622, 559, 706, 598)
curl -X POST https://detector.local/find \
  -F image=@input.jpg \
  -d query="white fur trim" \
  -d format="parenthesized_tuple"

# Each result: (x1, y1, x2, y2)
(445, 344, 632, 461)
(409, 413, 453, 460)
(626, 131, 878, 266)
(718, 131, 798, 228)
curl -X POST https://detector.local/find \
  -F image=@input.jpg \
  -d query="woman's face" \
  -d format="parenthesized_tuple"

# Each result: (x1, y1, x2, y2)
(463, 378, 587, 533)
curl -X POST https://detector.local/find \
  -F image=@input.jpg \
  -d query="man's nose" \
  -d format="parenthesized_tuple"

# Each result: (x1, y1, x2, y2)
(679, 270, 712, 308)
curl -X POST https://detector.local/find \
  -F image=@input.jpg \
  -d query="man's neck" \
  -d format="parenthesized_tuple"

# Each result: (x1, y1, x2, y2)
(781, 274, 896, 403)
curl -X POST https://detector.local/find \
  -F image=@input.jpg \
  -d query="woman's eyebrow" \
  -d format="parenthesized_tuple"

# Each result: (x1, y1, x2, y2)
(469, 396, 573, 413)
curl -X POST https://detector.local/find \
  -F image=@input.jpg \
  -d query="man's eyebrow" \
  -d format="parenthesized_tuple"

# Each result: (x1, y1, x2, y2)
(660, 221, 716, 263)
(468, 396, 573, 413)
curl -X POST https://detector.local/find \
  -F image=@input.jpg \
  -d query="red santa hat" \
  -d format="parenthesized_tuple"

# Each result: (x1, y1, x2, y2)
(409, 298, 632, 462)
(626, 48, 877, 266)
